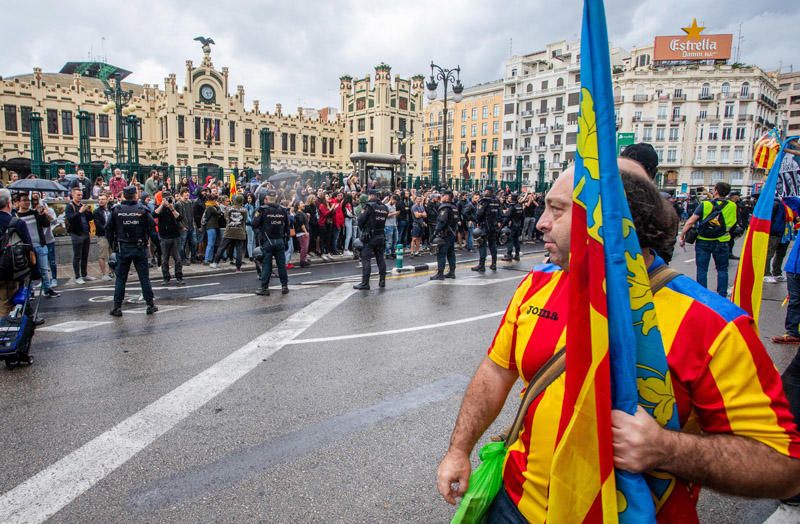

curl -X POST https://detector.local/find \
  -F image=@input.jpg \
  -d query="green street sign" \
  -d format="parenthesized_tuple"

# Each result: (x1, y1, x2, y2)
(617, 132, 635, 156)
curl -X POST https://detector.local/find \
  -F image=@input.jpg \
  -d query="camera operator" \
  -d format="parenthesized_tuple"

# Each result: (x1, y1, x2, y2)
(155, 191, 184, 286)
(107, 186, 158, 316)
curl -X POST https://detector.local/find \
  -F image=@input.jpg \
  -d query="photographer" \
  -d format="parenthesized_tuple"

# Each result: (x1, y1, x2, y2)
(93, 194, 114, 281)
(64, 187, 94, 284)
(155, 191, 184, 285)
(16, 193, 58, 298)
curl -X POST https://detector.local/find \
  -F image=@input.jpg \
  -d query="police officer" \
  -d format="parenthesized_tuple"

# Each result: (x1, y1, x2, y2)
(430, 189, 458, 280)
(354, 189, 388, 290)
(502, 192, 524, 262)
(472, 186, 502, 273)
(107, 186, 157, 316)
(252, 190, 290, 296)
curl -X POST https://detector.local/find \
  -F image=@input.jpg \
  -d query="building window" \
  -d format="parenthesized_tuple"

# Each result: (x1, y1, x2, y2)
(99, 114, 109, 138)
(493, 104, 500, 117)
(669, 127, 679, 141)
(472, 108, 478, 120)
(460, 142, 467, 154)
(492, 138, 498, 151)
(20, 106, 31, 133)
(655, 148, 664, 162)
(720, 147, 730, 163)
(667, 148, 677, 163)
(461, 125, 466, 138)
(655, 127, 665, 141)
(461, 109, 467, 121)
(370, 137, 374, 152)
(303, 135, 309, 153)
(482, 122, 488, 135)
(280, 133, 288, 151)
(245, 129, 253, 149)
(310, 136, 316, 155)
(61, 111, 73, 135)
(329, 138, 335, 156)
(213, 119, 220, 142)
(481, 139, 487, 152)
(722, 126, 732, 140)
(708, 125, 719, 140)
(228, 121, 234, 143)
(674, 88, 683, 98)
(700, 83, 711, 98)
(734, 147, 744, 162)
(724, 102, 735, 118)
(672, 106, 681, 119)
(4, 105, 17, 132)
(290, 133, 296, 152)
(721, 82, 730, 96)
(707, 147, 717, 161)
(358, 118, 365, 132)
(493, 121, 499, 133)
(481, 105, 488, 119)
(691, 171, 704, 184)
(194, 117, 201, 140)
(176, 115, 184, 139)
(46, 109, 58, 134)
(695, 146, 702, 162)
(526, 84, 534, 93)
(471, 124, 477, 137)
(87, 113, 96, 137)
(643, 126, 652, 141)
(657, 104, 667, 119)
(372, 116, 376, 130)
(736, 127, 746, 140)
(740, 82, 750, 97)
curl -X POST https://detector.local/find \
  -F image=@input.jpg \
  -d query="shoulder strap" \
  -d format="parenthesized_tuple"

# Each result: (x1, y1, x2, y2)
(502, 264, 683, 446)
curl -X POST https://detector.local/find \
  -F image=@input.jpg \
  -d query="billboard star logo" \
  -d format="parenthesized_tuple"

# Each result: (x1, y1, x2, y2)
(681, 18, 705, 41)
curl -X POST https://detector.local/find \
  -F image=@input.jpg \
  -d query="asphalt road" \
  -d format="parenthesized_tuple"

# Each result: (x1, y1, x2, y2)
(0, 241, 796, 523)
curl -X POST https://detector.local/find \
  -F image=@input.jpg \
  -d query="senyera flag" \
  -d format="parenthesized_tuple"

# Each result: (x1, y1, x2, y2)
(732, 135, 800, 323)
(229, 172, 237, 197)
(753, 129, 781, 171)
(547, 0, 680, 522)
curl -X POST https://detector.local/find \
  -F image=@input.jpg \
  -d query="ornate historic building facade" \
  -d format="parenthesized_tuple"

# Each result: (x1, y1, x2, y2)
(0, 44, 423, 179)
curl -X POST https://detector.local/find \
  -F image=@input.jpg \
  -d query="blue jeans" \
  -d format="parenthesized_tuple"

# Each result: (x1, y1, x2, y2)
(485, 488, 527, 524)
(33, 246, 52, 291)
(343, 218, 354, 252)
(396, 220, 408, 247)
(466, 224, 475, 251)
(47, 242, 57, 280)
(246, 225, 255, 258)
(204, 228, 218, 263)
(695, 239, 730, 296)
(786, 273, 800, 338)
(285, 236, 294, 264)
(384, 225, 398, 255)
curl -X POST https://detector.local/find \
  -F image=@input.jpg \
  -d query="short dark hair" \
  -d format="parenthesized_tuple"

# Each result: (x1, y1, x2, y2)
(715, 181, 731, 197)
(620, 169, 678, 257)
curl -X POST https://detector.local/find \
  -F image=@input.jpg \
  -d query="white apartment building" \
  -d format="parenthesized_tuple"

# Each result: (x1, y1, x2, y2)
(615, 45, 779, 194)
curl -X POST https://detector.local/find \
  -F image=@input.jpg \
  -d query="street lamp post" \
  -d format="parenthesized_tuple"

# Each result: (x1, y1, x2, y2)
(393, 127, 413, 189)
(425, 62, 464, 188)
(102, 72, 134, 166)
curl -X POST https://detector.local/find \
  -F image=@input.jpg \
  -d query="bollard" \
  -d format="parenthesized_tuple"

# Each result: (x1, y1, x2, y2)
(395, 243, 404, 269)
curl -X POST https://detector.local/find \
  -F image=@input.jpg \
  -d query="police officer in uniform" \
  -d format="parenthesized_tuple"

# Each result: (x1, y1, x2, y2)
(502, 192, 524, 262)
(430, 189, 458, 280)
(253, 190, 290, 296)
(472, 186, 502, 273)
(107, 186, 157, 316)
(354, 189, 388, 290)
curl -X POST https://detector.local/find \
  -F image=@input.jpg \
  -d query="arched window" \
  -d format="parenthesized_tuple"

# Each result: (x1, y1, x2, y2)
(526, 83, 533, 93)
(721, 82, 730, 96)
(553, 153, 561, 164)
(701, 83, 711, 98)
(556, 78, 565, 88)
(635, 84, 645, 95)
(740, 82, 750, 97)
(613, 86, 622, 99)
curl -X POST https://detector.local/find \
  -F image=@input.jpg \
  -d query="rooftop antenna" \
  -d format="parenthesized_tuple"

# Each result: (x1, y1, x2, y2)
(734, 23, 744, 64)
(510, 37, 513, 57)
(101, 36, 107, 63)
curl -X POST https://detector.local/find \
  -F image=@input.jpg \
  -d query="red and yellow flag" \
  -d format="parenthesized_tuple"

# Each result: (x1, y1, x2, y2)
(753, 130, 780, 171)
(229, 173, 237, 197)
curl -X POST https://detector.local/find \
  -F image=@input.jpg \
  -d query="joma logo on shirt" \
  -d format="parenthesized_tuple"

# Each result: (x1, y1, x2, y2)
(525, 305, 559, 321)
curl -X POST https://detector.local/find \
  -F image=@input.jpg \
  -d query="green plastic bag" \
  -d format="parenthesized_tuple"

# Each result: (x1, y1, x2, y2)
(450, 441, 507, 524)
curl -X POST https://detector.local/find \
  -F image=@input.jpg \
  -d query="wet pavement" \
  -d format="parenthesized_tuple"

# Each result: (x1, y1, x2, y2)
(0, 241, 796, 522)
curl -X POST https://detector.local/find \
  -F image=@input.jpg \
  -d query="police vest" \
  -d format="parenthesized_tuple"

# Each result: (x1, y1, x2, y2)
(509, 203, 525, 227)
(367, 201, 388, 235)
(257, 204, 287, 239)
(479, 198, 501, 228)
(113, 202, 149, 245)
(437, 203, 458, 235)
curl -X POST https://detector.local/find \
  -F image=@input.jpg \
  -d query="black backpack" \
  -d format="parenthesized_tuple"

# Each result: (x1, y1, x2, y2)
(0, 218, 32, 281)
(697, 200, 728, 239)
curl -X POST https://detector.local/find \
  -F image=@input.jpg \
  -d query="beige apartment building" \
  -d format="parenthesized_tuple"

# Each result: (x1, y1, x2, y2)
(422, 80, 504, 182)
(778, 71, 800, 135)
(0, 45, 424, 179)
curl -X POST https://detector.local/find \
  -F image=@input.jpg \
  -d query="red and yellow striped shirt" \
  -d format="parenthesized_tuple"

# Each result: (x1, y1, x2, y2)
(488, 263, 800, 523)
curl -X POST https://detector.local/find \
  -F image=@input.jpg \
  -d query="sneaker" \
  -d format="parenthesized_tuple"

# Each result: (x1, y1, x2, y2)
(281, 285, 290, 295)
(235, 268, 243, 273)
(764, 276, 777, 284)
(210, 262, 218, 269)
(176, 279, 186, 286)
(162, 279, 171, 286)
(33, 282, 42, 290)
(75, 277, 86, 285)
(83, 276, 96, 282)
(109, 308, 122, 317)
(101, 274, 113, 282)
(255, 287, 270, 296)
(51, 278, 58, 288)
(776, 275, 787, 282)
(286, 263, 295, 269)
(146, 304, 158, 315)
(343, 250, 353, 256)
(764, 503, 800, 523)
(44, 289, 60, 298)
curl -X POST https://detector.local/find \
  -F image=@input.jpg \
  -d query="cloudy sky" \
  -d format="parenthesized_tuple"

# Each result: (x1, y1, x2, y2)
(3, 0, 798, 112)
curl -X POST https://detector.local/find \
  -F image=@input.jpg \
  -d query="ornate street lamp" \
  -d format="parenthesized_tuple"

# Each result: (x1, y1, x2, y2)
(426, 62, 464, 188)
(102, 72, 134, 166)
(392, 128, 413, 188)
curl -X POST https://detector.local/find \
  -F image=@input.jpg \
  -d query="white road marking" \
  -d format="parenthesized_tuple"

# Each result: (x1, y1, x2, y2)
(191, 293, 254, 301)
(126, 305, 189, 314)
(0, 283, 355, 524)
(39, 321, 112, 333)
(420, 275, 522, 287)
(287, 310, 504, 345)
(684, 258, 695, 263)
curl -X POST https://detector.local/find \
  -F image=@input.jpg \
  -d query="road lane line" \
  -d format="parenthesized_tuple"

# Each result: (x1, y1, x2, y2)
(684, 258, 695, 263)
(0, 283, 355, 524)
(286, 310, 504, 345)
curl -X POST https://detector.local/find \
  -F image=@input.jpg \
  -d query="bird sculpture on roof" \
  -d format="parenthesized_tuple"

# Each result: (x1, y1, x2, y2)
(193, 36, 215, 54)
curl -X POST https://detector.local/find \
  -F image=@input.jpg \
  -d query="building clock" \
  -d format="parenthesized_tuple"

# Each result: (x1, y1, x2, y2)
(199, 84, 215, 103)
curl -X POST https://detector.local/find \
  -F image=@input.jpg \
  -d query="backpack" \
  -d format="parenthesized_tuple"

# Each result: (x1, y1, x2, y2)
(697, 200, 728, 239)
(0, 218, 32, 281)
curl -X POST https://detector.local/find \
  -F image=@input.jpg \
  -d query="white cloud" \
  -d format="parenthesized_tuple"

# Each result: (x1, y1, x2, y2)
(2, 0, 798, 111)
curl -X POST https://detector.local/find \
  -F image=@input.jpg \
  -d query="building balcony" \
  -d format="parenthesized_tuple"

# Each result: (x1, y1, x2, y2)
(673, 94, 687, 101)
(535, 145, 548, 153)
(671, 115, 686, 122)
(552, 106, 565, 114)
(550, 144, 563, 151)
(550, 124, 564, 132)
(535, 126, 549, 133)
(549, 162, 563, 169)
(699, 94, 715, 101)
(537, 108, 550, 115)
(614, 96, 624, 105)
(737, 114, 754, 122)
(739, 93, 754, 101)
(520, 110, 534, 117)
(523, 163, 533, 169)
(520, 127, 533, 135)
(633, 94, 649, 103)
(717, 92, 738, 100)
(656, 94, 671, 101)
(519, 146, 532, 153)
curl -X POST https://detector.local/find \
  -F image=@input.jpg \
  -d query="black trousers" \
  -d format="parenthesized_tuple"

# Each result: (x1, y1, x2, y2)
(478, 234, 498, 267)
(214, 238, 246, 269)
(506, 230, 521, 257)
(160, 237, 183, 280)
(437, 236, 456, 274)
(259, 239, 288, 287)
(113, 244, 155, 307)
(361, 236, 386, 282)
(70, 234, 90, 279)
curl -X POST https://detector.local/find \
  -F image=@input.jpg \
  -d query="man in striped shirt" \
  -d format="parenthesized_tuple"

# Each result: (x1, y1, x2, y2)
(437, 159, 800, 523)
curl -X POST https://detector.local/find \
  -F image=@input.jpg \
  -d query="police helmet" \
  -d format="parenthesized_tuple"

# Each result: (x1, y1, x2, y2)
(108, 252, 118, 271)
(472, 227, 486, 246)
(252, 246, 264, 262)
(352, 237, 364, 250)
(498, 227, 512, 247)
